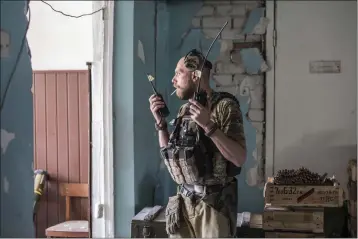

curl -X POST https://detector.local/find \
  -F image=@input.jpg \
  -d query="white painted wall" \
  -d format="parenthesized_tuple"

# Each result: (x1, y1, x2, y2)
(27, 1, 93, 70)
(272, 1, 357, 191)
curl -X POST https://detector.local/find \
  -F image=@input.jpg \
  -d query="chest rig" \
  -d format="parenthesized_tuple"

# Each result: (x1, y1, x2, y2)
(160, 92, 242, 186)
(160, 105, 212, 185)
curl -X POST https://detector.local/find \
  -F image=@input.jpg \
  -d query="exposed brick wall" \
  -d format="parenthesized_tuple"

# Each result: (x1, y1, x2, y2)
(192, 0, 266, 186)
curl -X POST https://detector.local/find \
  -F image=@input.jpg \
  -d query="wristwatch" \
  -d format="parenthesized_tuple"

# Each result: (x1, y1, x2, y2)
(155, 120, 167, 131)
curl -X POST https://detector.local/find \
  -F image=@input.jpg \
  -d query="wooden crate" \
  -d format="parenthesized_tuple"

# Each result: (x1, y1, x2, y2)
(263, 206, 324, 233)
(265, 231, 325, 238)
(264, 183, 344, 207)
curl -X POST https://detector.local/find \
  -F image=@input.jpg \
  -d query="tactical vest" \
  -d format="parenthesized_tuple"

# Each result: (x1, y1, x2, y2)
(160, 91, 242, 185)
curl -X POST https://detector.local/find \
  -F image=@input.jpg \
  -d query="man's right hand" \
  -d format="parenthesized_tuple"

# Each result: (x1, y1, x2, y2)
(149, 94, 165, 124)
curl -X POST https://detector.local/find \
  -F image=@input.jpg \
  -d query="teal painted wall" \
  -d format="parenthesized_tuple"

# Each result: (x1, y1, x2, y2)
(113, 1, 264, 237)
(0, 0, 34, 237)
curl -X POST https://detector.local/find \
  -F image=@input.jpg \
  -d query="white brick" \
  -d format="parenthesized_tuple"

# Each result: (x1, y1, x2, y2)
(251, 84, 264, 97)
(195, 6, 215, 16)
(233, 74, 246, 85)
(235, 75, 263, 90)
(252, 75, 264, 85)
(212, 74, 233, 86)
(216, 52, 231, 62)
(216, 61, 245, 74)
(221, 29, 245, 40)
(202, 29, 221, 39)
(216, 85, 240, 97)
(246, 2, 261, 12)
(219, 39, 234, 53)
(251, 122, 264, 133)
(247, 109, 264, 122)
(233, 17, 245, 29)
(192, 17, 201, 28)
(204, 0, 231, 5)
(245, 34, 262, 42)
(232, 0, 260, 4)
(202, 17, 232, 28)
(250, 98, 264, 109)
(253, 141, 263, 161)
(255, 132, 263, 144)
(249, 84, 264, 109)
(216, 4, 246, 16)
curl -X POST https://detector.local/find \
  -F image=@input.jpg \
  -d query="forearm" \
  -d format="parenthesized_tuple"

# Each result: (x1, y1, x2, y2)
(205, 124, 246, 167)
(158, 129, 170, 148)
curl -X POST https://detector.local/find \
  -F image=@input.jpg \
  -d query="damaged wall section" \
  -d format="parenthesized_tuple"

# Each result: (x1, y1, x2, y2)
(0, 0, 34, 237)
(155, 0, 268, 213)
(196, 1, 268, 212)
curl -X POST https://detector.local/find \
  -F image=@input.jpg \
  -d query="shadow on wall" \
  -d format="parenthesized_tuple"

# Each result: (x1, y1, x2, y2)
(0, 0, 34, 238)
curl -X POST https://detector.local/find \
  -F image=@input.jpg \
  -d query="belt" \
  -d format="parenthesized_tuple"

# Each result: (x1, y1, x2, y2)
(178, 183, 224, 199)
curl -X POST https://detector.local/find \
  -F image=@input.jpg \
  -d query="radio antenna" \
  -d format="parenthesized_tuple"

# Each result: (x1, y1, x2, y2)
(196, 21, 228, 93)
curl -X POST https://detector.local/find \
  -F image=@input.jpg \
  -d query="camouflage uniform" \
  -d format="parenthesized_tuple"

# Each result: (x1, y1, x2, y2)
(164, 91, 246, 238)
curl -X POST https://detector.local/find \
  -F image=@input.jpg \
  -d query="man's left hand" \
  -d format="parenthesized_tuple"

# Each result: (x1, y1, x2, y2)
(188, 99, 211, 129)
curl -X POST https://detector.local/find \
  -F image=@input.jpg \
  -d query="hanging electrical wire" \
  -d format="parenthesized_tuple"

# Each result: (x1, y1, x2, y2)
(40, 0, 103, 18)
(0, 1, 104, 112)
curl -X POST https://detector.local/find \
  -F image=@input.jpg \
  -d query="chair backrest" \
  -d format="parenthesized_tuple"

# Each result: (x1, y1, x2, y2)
(59, 183, 89, 221)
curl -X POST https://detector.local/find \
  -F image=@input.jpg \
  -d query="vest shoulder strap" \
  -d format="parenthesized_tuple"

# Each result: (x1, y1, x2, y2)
(210, 91, 241, 111)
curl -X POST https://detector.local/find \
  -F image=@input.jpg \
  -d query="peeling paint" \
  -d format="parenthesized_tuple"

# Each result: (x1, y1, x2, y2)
(219, 40, 233, 53)
(242, 7, 265, 35)
(239, 76, 251, 97)
(260, 59, 269, 72)
(240, 48, 268, 74)
(246, 167, 258, 186)
(1, 129, 15, 154)
(252, 17, 270, 35)
(252, 143, 262, 161)
(1, 0, 34, 237)
(3, 177, 9, 194)
(137, 40, 145, 64)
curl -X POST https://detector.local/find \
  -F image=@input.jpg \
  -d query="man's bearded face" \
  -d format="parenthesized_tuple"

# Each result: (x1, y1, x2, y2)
(172, 58, 197, 100)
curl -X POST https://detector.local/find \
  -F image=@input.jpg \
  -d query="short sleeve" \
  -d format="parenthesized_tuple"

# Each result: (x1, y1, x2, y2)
(211, 98, 246, 150)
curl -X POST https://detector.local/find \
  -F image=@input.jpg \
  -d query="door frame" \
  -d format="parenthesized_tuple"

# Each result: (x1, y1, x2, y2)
(91, 0, 115, 237)
(265, 0, 276, 178)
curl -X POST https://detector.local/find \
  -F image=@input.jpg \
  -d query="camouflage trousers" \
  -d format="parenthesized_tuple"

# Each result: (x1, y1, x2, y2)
(165, 179, 238, 238)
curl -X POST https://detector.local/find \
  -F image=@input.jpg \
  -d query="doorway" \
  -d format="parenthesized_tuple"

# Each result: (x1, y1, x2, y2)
(27, 1, 94, 237)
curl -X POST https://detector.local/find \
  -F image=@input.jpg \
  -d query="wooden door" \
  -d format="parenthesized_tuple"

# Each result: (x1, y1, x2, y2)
(33, 70, 90, 238)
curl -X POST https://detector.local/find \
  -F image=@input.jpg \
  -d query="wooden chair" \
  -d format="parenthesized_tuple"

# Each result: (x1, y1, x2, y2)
(45, 183, 89, 238)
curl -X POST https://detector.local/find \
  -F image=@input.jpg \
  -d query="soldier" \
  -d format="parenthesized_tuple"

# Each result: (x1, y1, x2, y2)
(148, 49, 247, 238)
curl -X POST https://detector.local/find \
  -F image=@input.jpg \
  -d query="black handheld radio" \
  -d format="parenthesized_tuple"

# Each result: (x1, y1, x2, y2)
(147, 74, 170, 118)
(184, 21, 229, 107)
